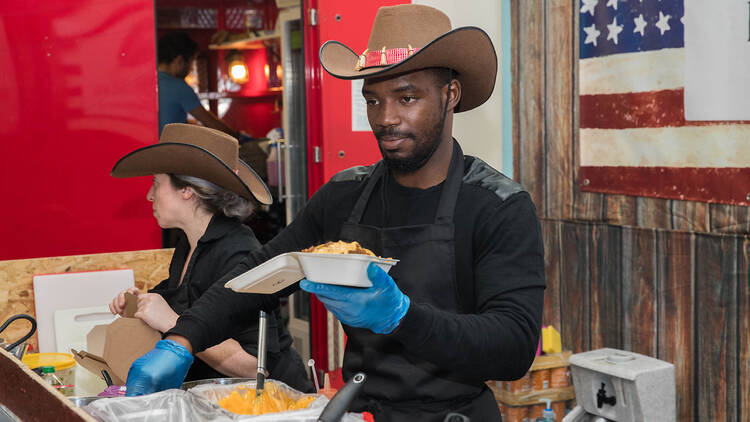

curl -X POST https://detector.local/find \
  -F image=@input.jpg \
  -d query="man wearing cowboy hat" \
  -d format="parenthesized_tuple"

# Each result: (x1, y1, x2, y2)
(127, 5, 544, 420)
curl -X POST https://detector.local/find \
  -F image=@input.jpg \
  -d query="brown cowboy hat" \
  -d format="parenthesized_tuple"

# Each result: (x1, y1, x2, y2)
(111, 123, 272, 205)
(319, 4, 497, 112)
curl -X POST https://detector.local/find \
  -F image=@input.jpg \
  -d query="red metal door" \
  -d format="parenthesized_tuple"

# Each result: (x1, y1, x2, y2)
(0, 0, 160, 260)
(303, 0, 408, 372)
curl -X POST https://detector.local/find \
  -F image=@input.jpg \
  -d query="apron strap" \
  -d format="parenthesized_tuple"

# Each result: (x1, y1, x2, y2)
(347, 142, 465, 225)
(347, 162, 385, 224)
(434, 141, 465, 225)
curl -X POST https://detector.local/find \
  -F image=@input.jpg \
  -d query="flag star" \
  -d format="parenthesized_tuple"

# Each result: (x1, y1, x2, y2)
(583, 23, 601, 46)
(607, 17, 624, 44)
(581, 0, 598, 17)
(633, 14, 647, 36)
(655, 11, 671, 35)
(607, 0, 618, 10)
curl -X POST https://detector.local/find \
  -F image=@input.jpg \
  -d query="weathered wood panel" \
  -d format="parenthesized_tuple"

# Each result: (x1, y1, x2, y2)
(656, 230, 694, 422)
(559, 221, 590, 352)
(710, 204, 750, 234)
(621, 227, 657, 356)
(589, 224, 621, 349)
(544, 0, 574, 221)
(739, 237, 750, 422)
(670, 200, 709, 233)
(695, 234, 738, 422)
(540, 219, 561, 329)
(605, 195, 636, 227)
(636, 197, 672, 229)
(0, 249, 172, 351)
(517, 0, 546, 215)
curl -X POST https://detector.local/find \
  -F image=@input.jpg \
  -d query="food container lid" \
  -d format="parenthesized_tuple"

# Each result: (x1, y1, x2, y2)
(23, 352, 76, 371)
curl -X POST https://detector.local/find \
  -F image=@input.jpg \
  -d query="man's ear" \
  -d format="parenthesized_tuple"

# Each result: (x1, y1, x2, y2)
(446, 79, 461, 111)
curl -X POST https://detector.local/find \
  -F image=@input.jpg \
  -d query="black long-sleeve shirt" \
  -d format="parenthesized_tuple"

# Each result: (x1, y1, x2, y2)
(167, 154, 546, 381)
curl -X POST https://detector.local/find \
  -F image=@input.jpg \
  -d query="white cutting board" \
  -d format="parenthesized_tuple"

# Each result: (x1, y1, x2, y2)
(33, 269, 134, 353)
(54, 305, 118, 355)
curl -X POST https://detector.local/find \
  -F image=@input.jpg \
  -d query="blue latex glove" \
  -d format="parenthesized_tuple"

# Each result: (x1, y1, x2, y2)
(125, 339, 194, 396)
(300, 262, 410, 334)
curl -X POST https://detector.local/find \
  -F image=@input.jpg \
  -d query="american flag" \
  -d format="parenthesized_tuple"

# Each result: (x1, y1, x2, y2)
(578, 0, 750, 206)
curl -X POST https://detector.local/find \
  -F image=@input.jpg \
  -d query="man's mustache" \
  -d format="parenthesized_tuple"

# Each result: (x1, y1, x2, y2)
(374, 128, 415, 142)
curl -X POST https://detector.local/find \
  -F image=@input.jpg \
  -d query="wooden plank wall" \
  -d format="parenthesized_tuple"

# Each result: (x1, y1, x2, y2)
(0, 249, 172, 351)
(541, 220, 748, 421)
(513, 1, 750, 421)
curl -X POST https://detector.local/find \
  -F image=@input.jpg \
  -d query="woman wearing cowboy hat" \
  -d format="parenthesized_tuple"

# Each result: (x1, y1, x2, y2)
(127, 5, 544, 420)
(108, 123, 313, 392)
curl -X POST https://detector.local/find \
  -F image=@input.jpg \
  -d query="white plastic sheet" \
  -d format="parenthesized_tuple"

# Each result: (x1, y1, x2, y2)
(82, 380, 366, 422)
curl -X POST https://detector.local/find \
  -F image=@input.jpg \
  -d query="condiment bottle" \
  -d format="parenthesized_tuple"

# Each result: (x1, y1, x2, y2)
(41, 365, 70, 396)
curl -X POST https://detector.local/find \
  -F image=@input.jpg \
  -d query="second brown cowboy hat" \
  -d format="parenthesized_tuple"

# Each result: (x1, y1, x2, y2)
(319, 4, 497, 113)
(111, 124, 272, 205)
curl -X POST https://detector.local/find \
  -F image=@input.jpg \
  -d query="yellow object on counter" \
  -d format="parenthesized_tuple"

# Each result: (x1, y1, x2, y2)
(217, 382, 316, 415)
(541, 326, 562, 354)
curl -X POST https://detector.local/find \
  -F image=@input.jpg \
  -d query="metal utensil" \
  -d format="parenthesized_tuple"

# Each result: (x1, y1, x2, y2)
(255, 310, 269, 397)
(308, 359, 320, 392)
(317, 372, 366, 422)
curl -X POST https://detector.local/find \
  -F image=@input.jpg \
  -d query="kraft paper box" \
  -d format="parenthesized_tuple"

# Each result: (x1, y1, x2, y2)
(72, 293, 160, 386)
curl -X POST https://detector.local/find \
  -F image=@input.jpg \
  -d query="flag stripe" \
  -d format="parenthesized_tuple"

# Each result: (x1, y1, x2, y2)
(580, 48, 683, 95)
(580, 126, 750, 167)
(580, 89, 750, 129)
(580, 166, 750, 205)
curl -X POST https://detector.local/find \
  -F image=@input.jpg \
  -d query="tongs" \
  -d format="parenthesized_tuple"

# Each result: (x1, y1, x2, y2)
(0, 314, 36, 358)
(255, 310, 269, 397)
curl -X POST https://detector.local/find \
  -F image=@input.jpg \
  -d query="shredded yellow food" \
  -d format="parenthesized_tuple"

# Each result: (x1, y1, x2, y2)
(302, 241, 375, 256)
(217, 382, 316, 415)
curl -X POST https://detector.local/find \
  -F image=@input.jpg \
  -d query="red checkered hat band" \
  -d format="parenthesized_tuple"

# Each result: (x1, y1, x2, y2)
(358, 47, 421, 70)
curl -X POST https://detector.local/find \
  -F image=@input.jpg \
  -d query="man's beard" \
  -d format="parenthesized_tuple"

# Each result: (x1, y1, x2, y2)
(375, 100, 448, 174)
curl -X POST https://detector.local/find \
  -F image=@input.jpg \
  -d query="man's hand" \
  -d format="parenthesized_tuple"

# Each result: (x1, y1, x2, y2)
(135, 293, 179, 333)
(300, 263, 410, 334)
(125, 339, 194, 396)
(109, 287, 141, 315)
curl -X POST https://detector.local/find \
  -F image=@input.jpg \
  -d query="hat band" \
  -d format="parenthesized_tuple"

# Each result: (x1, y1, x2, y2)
(355, 46, 422, 71)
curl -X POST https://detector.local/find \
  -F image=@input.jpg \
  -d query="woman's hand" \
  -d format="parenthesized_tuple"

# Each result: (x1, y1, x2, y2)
(135, 293, 180, 333)
(109, 287, 141, 315)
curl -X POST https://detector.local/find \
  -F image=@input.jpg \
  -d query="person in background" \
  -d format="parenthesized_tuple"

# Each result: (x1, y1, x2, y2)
(109, 123, 312, 392)
(126, 5, 545, 420)
(157, 32, 252, 140)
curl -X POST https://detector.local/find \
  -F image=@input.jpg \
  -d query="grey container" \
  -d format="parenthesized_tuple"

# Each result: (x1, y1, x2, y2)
(563, 348, 675, 422)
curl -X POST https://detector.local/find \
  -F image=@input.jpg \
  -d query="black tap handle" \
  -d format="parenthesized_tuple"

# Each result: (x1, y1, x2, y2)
(317, 373, 366, 422)
(597, 382, 617, 408)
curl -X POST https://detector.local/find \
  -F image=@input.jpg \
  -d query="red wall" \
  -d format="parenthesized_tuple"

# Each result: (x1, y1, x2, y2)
(0, 0, 161, 260)
(317, 0, 407, 181)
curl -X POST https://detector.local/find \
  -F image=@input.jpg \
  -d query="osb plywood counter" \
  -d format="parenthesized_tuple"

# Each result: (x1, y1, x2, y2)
(0, 347, 96, 421)
(0, 249, 173, 351)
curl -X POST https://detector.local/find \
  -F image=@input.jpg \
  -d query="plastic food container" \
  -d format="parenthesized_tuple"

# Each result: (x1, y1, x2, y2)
(294, 253, 398, 288)
(22, 352, 76, 394)
(226, 252, 398, 293)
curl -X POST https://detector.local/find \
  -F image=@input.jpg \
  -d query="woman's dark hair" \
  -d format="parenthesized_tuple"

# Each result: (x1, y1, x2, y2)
(168, 174, 255, 220)
(158, 32, 198, 64)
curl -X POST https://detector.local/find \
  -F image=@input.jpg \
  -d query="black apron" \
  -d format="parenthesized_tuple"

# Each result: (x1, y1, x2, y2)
(339, 142, 500, 421)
